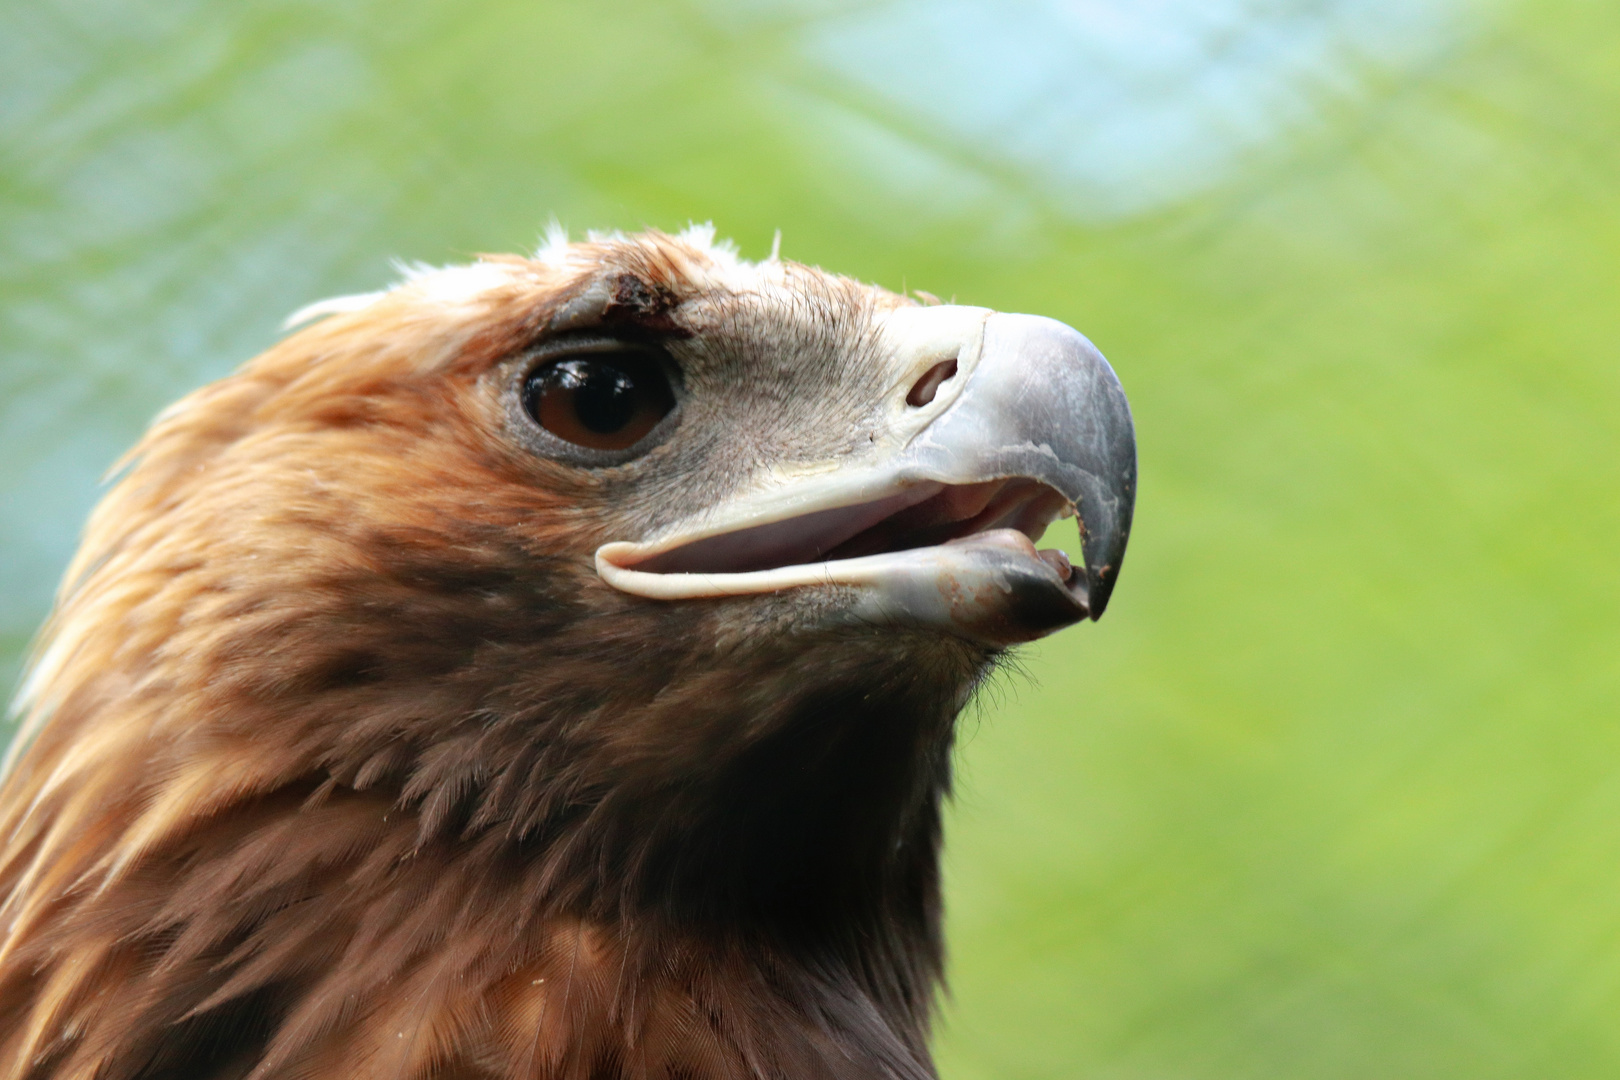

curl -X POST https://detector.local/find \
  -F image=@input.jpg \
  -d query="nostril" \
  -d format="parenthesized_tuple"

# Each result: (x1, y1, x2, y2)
(907, 359, 958, 408)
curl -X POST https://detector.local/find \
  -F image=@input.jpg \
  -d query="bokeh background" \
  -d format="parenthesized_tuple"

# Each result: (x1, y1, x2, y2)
(4, 0, 1618, 1075)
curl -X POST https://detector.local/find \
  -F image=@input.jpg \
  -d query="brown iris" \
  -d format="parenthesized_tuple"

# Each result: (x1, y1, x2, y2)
(522, 349, 676, 451)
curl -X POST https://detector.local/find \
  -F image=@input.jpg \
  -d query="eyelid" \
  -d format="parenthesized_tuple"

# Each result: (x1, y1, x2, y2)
(522, 335, 683, 388)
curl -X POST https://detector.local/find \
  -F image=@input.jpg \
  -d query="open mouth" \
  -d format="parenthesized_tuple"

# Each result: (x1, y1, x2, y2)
(631, 477, 1076, 578)
(597, 477, 1091, 614)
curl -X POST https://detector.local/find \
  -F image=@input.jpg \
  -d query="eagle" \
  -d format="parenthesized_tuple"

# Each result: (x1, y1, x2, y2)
(0, 227, 1135, 1080)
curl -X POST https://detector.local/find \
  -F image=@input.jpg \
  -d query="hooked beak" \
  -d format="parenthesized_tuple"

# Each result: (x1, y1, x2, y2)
(596, 307, 1136, 645)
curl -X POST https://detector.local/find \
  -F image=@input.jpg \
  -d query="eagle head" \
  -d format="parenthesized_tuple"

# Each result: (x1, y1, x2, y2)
(0, 227, 1134, 1079)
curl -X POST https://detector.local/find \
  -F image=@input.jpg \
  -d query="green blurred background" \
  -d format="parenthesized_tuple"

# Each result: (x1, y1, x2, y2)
(4, 0, 1618, 1075)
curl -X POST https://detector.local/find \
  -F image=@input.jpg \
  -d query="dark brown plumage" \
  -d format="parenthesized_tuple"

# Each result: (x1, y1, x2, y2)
(0, 228, 1134, 1079)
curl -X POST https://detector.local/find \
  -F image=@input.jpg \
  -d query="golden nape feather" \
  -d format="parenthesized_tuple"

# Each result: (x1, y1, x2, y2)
(0, 227, 1135, 1080)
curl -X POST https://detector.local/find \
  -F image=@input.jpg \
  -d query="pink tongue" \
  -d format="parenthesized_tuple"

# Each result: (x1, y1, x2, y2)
(917, 479, 1005, 524)
(1037, 548, 1073, 581)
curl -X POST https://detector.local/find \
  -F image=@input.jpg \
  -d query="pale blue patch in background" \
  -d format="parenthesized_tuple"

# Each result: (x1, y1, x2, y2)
(730, 0, 1466, 218)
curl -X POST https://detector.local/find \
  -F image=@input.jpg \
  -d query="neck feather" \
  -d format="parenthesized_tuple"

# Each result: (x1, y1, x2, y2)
(0, 557, 990, 1079)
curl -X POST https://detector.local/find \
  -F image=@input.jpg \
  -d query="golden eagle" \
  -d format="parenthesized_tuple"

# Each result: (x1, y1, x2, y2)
(0, 227, 1134, 1079)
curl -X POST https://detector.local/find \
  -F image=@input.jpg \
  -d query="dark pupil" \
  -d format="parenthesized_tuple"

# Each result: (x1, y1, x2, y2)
(554, 359, 638, 433)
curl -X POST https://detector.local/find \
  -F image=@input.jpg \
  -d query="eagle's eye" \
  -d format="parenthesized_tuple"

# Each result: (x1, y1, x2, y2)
(522, 348, 676, 452)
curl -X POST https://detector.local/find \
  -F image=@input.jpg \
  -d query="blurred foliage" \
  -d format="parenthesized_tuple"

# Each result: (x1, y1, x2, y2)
(3, 0, 1619, 1076)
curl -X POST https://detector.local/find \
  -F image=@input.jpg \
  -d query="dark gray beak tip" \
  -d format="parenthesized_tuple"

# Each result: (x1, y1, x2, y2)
(1080, 472, 1134, 620)
(1086, 563, 1119, 620)
(1080, 530, 1129, 620)
(1074, 362, 1136, 623)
